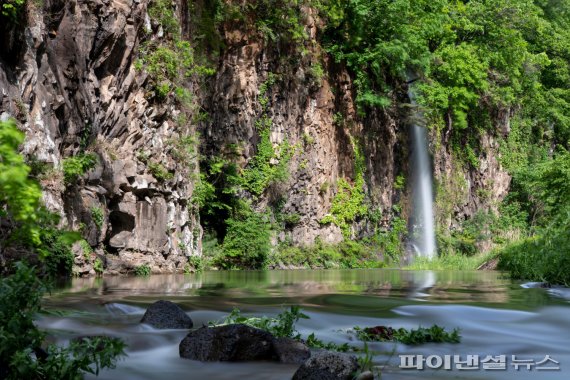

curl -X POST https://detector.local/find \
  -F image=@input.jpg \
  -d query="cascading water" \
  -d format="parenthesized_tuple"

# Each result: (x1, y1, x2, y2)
(408, 80, 436, 259)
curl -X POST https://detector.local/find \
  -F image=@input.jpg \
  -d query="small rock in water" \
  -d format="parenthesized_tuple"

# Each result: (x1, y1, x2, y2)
(179, 324, 274, 361)
(272, 337, 310, 364)
(140, 300, 193, 329)
(292, 351, 359, 380)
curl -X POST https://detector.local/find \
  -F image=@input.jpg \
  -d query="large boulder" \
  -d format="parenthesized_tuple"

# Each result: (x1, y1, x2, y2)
(179, 324, 274, 361)
(140, 300, 193, 329)
(292, 351, 359, 380)
(273, 337, 311, 364)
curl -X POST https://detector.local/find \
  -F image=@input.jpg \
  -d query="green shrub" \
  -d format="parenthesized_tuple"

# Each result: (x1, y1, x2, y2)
(79, 239, 93, 261)
(270, 240, 385, 269)
(320, 140, 367, 237)
(0, 263, 125, 379)
(217, 204, 271, 269)
(39, 229, 78, 277)
(90, 206, 104, 230)
(134, 264, 151, 276)
(1, 0, 25, 21)
(62, 153, 97, 184)
(94, 258, 104, 276)
(185, 255, 206, 273)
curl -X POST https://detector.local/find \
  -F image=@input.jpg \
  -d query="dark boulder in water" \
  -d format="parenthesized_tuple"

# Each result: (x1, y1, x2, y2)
(272, 337, 311, 364)
(140, 300, 193, 329)
(292, 351, 359, 380)
(179, 324, 274, 361)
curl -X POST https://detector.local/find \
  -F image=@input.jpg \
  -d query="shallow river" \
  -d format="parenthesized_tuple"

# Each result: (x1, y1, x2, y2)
(40, 269, 570, 379)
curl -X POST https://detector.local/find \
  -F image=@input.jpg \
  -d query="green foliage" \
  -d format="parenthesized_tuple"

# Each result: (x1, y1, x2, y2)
(406, 251, 496, 271)
(148, 161, 174, 182)
(213, 0, 308, 44)
(370, 214, 407, 261)
(497, 151, 570, 285)
(1, 0, 25, 21)
(40, 229, 77, 278)
(214, 306, 309, 339)
(94, 258, 104, 276)
(240, 127, 293, 196)
(320, 140, 367, 237)
(168, 135, 197, 168)
(213, 306, 366, 353)
(191, 172, 216, 208)
(354, 324, 461, 345)
(79, 240, 93, 261)
(0, 263, 126, 379)
(1, 120, 80, 276)
(90, 206, 104, 230)
(270, 240, 385, 269)
(305, 333, 351, 352)
(134, 264, 151, 276)
(0, 120, 43, 247)
(217, 203, 272, 269)
(62, 153, 97, 185)
(316, 0, 569, 171)
(138, 0, 215, 102)
(239, 75, 293, 196)
(184, 255, 206, 273)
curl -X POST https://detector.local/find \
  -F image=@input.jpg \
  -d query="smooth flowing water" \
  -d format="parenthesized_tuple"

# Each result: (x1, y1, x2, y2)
(408, 83, 436, 258)
(41, 270, 570, 380)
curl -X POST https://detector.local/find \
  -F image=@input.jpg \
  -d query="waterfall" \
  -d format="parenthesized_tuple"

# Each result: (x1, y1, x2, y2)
(408, 82, 436, 259)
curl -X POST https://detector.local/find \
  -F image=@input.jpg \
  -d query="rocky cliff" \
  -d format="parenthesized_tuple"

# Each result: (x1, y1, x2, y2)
(0, 0, 510, 274)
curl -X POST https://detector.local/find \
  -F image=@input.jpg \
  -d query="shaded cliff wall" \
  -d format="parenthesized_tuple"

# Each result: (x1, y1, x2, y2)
(0, 0, 202, 275)
(201, 8, 408, 246)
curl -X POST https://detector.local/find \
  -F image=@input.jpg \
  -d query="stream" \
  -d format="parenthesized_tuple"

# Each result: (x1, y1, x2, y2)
(40, 269, 570, 379)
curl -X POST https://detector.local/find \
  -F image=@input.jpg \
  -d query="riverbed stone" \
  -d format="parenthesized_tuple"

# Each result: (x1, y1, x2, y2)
(292, 351, 359, 380)
(179, 324, 274, 361)
(273, 337, 311, 364)
(140, 300, 193, 329)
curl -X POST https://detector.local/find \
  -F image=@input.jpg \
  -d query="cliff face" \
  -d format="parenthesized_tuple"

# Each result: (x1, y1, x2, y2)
(0, 0, 510, 273)
(202, 9, 407, 245)
(0, 0, 202, 275)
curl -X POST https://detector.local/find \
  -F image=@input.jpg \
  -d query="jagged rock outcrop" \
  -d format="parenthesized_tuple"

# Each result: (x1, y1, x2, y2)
(0, 0, 202, 274)
(203, 8, 408, 245)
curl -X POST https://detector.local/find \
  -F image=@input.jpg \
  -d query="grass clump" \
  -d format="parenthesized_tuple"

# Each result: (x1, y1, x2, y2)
(134, 264, 151, 276)
(270, 240, 385, 269)
(354, 325, 461, 345)
(405, 252, 497, 271)
(215, 203, 272, 270)
(213, 306, 308, 339)
(147, 161, 174, 182)
(62, 153, 97, 184)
